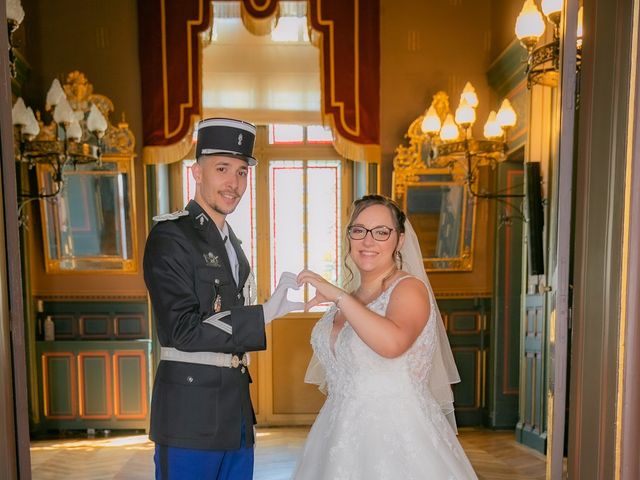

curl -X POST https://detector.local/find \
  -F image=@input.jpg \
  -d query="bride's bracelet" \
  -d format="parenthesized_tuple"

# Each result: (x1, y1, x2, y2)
(334, 292, 346, 310)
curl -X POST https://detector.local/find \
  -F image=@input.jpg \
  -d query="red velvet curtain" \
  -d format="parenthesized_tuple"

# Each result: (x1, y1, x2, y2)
(138, 0, 211, 164)
(308, 0, 380, 162)
(138, 0, 380, 163)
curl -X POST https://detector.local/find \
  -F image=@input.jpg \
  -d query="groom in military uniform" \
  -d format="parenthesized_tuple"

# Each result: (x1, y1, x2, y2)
(143, 118, 302, 479)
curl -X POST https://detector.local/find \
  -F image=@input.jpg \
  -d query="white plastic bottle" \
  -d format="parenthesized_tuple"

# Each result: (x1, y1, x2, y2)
(44, 315, 55, 341)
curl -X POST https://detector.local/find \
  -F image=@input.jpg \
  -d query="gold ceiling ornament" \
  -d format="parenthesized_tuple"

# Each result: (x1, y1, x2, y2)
(11, 71, 135, 206)
(394, 85, 520, 200)
(515, 0, 583, 88)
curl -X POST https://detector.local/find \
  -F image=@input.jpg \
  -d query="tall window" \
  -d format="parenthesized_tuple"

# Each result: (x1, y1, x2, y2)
(269, 159, 342, 307)
(183, 125, 348, 309)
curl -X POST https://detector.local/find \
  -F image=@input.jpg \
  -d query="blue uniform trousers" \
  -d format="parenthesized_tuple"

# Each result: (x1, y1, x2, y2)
(154, 424, 253, 479)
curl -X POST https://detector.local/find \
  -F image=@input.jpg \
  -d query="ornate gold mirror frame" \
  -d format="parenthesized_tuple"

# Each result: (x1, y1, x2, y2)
(392, 102, 477, 272)
(34, 73, 138, 273)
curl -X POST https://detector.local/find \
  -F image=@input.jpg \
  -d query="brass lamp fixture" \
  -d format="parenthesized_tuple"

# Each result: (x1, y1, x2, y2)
(11, 72, 136, 228)
(515, 0, 584, 88)
(6, 0, 25, 78)
(11, 72, 109, 201)
(416, 84, 520, 199)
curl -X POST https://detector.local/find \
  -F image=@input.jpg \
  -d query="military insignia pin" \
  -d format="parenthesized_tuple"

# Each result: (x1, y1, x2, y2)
(195, 213, 209, 226)
(213, 294, 222, 313)
(203, 252, 221, 267)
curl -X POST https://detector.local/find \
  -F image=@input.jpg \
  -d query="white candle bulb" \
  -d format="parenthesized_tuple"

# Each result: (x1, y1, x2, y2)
(483, 111, 503, 139)
(87, 103, 108, 135)
(455, 98, 476, 128)
(66, 120, 82, 141)
(439, 114, 460, 142)
(53, 96, 74, 124)
(577, 6, 584, 48)
(461, 82, 479, 108)
(46, 79, 66, 110)
(11, 97, 28, 126)
(22, 107, 40, 137)
(515, 0, 545, 43)
(496, 98, 517, 128)
(421, 105, 441, 134)
(6, 0, 25, 25)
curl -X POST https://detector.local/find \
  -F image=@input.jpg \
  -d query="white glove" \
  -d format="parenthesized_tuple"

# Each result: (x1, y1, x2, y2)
(263, 272, 304, 324)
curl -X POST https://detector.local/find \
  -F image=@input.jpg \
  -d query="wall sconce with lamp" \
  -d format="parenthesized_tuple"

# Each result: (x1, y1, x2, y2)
(9, 71, 139, 237)
(11, 72, 138, 273)
(395, 83, 520, 200)
(515, 0, 584, 88)
(12, 72, 108, 207)
(6, 0, 25, 79)
(392, 84, 521, 270)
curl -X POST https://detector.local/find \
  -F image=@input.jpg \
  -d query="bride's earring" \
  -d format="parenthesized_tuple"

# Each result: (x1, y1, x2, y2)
(395, 250, 403, 269)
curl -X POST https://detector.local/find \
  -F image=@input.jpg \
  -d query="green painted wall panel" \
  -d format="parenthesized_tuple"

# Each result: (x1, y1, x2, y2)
(47, 357, 73, 416)
(117, 317, 144, 335)
(452, 350, 477, 408)
(82, 357, 108, 416)
(438, 297, 490, 427)
(82, 317, 110, 336)
(117, 356, 143, 414)
(486, 157, 524, 429)
(451, 315, 477, 332)
(516, 293, 547, 452)
(35, 340, 151, 432)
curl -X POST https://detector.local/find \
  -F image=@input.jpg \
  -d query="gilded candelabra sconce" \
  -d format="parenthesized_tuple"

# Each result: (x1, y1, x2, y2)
(392, 84, 522, 271)
(11, 71, 114, 216)
(6, 0, 25, 79)
(395, 85, 519, 201)
(12, 72, 138, 272)
(515, 0, 583, 88)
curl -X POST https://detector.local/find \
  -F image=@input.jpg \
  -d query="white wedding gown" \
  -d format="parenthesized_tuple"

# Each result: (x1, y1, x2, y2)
(292, 276, 478, 480)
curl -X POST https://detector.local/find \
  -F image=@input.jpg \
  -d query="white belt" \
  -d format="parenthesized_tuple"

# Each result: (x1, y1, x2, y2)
(160, 347, 250, 369)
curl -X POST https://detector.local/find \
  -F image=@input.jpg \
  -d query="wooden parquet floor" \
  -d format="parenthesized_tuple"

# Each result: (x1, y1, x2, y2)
(29, 426, 547, 479)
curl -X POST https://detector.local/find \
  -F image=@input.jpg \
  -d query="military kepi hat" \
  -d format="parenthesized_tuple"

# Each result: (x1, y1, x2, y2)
(196, 117, 257, 166)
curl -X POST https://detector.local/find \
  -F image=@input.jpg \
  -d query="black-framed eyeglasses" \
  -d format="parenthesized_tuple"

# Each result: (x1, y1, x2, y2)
(347, 225, 395, 241)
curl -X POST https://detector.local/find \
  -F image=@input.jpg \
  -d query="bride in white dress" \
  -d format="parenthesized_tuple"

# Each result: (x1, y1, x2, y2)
(294, 195, 477, 480)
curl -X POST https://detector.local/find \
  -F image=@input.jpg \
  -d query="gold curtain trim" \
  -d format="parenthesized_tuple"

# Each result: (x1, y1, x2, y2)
(325, 114, 380, 163)
(143, 115, 198, 165)
(240, 1, 280, 36)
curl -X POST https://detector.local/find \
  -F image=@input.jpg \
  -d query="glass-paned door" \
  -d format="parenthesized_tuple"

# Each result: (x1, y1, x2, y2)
(269, 159, 342, 308)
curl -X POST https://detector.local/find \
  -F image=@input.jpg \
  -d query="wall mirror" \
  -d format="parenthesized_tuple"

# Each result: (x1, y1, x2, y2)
(20, 72, 140, 273)
(393, 111, 476, 272)
(395, 169, 476, 272)
(37, 154, 137, 273)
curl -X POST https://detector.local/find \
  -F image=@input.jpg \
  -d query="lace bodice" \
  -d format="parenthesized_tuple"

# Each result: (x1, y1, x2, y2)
(310, 275, 438, 403)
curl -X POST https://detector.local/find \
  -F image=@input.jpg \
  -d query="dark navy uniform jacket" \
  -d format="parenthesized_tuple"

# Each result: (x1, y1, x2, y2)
(143, 200, 266, 450)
